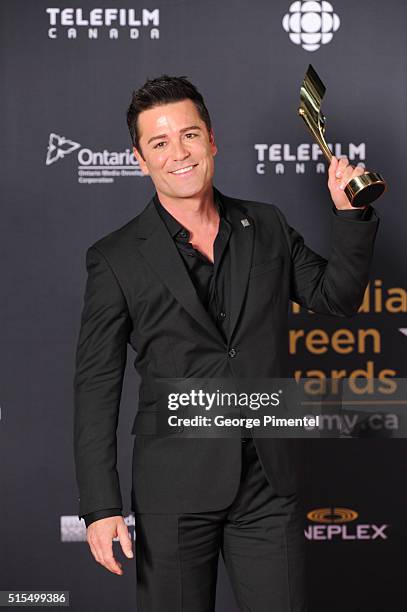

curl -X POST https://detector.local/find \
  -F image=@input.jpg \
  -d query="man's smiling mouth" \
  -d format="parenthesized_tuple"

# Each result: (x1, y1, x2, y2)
(169, 164, 198, 175)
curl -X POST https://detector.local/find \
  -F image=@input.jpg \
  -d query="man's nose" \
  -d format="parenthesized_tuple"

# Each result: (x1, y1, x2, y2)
(172, 139, 190, 161)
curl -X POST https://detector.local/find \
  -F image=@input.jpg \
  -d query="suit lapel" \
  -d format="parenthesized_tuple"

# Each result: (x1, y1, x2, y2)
(219, 192, 255, 341)
(135, 197, 223, 343)
(134, 191, 256, 344)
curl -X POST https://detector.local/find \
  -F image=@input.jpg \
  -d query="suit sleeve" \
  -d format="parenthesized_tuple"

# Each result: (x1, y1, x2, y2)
(82, 508, 122, 528)
(333, 204, 373, 221)
(275, 205, 380, 316)
(73, 245, 131, 518)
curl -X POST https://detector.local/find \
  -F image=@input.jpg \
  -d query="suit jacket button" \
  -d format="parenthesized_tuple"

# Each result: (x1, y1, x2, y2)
(228, 348, 237, 358)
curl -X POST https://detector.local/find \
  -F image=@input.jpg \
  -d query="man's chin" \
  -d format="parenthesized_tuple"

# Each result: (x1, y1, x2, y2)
(163, 182, 212, 200)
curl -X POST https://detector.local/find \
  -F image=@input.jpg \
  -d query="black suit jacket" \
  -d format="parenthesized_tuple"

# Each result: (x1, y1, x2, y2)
(73, 187, 379, 516)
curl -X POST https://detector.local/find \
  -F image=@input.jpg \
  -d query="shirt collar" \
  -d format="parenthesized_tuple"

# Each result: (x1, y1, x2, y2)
(153, 193, 182, 238)
(153, 188, 227, 239)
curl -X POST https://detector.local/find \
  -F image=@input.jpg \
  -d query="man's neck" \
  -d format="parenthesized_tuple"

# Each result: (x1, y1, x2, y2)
(156, 185, 219, 232)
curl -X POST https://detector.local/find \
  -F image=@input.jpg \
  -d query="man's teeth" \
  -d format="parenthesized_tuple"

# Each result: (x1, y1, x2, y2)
(172, 165, 195, 174)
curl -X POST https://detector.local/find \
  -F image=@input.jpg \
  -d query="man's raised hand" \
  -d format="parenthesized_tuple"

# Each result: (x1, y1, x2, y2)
(328, 155, 366, 210)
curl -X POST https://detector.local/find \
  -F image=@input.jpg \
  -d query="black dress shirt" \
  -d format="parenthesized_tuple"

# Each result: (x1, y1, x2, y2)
(153, 190, 232, 340)
(81, 193, 372, 527)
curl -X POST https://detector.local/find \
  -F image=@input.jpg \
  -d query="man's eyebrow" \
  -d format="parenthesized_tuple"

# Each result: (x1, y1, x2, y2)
(147, 126, 202, 145)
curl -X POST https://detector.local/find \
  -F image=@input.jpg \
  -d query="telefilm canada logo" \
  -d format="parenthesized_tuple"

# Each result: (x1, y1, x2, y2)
(282, 1, 340, 52)
(254, 142, 366, 176)
(46, 7, 160, 40)
(305, 507, 389, 541)
(46, 133, 144, 184)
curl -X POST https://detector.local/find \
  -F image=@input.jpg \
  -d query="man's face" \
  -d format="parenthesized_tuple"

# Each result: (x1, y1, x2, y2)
(133, 99, 217, 201)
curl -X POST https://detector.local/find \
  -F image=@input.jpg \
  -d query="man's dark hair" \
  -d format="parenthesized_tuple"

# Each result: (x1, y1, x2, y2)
(127, 75, 212, 157)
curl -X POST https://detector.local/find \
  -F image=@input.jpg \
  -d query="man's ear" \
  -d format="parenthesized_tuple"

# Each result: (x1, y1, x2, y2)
(133, 146, 149, 175)
(209, 129, 218, 157)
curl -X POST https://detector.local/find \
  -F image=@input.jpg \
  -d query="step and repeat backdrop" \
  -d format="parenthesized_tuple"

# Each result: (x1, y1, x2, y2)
(1, 1, 406, 610)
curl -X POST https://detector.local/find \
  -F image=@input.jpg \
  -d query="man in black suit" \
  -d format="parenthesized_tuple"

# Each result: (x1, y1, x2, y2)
(74, 75, 379, 611)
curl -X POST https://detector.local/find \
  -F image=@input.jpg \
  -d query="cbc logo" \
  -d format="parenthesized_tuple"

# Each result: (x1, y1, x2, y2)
(282, 0, 340, 52)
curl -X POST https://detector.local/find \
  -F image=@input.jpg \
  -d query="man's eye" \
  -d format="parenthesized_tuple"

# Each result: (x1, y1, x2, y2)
(185, 133, 198, 139)
(153, 141, 166, 149)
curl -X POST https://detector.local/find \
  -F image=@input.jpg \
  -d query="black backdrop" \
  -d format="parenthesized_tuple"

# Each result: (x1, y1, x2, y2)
(1, 1, 406, 610)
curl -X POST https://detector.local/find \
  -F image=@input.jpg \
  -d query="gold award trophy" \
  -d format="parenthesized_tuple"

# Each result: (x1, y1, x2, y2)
(298, 64, 386, 207)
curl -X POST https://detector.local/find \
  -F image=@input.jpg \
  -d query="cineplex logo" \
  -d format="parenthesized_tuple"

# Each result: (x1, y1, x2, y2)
(254, 142, 366, 175)
(305, 507, 389, 541)
(46, 7, 159, 40)
(46, 133, 144, 184)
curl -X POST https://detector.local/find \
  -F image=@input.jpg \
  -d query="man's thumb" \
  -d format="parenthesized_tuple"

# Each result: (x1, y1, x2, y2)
(117, 521, 134, 558)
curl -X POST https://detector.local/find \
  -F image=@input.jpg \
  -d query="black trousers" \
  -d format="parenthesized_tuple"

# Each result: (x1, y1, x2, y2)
(134, 438, 307, 611)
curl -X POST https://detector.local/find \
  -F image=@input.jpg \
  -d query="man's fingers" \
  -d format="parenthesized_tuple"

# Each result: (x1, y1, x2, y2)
(352, 166, 365, 178)
(88, 540, 102, 565)
(87, 517, 125, 575)
(328, 155, 339, 180)
(335, 156, 350, 178)
(99, 551, 123, 575)
(338, 164, 354, 189)
(86, 516, 133, 573)
(117, 521, 134, 559)
(90, 536, 120, 573)
(328, 155, 350, 185)
(95, 535, 123, 574)
(338, 164, 364, 190)
(328, 156, 348, 192)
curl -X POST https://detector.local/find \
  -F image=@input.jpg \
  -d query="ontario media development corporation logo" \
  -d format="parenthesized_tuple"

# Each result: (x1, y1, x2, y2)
(46, 7, 159, 40)
(254, 142, 366, 176)
(305, 507, 389, 541)
(46, 133, 144, 184)
(282, 1, 340, 51)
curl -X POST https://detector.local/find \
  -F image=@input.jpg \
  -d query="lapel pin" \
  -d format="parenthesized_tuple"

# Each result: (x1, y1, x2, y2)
(241, 218, 250, 228)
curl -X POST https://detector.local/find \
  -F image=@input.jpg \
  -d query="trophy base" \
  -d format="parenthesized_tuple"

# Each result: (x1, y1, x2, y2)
(345, 172, 386, 207)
